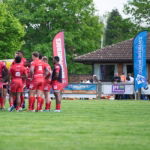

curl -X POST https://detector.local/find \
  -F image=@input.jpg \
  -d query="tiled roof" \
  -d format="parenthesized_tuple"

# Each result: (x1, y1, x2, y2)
(75, 32, 150, 64)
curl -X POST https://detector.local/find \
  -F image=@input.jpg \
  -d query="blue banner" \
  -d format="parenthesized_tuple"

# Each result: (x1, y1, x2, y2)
(133, 31, 148, 91)
(64, 84, 97, 91)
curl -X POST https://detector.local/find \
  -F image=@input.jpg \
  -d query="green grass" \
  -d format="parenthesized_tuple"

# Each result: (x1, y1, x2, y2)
(0, 100, 150, 150)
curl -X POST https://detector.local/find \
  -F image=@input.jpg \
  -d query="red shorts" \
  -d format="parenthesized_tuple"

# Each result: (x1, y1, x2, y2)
(0, 82, 3, 88)
(51, 81, 62, 91)
(10, 80, 23, 93)
(29, 78, 44, 91)
(44, 81, 51, 91)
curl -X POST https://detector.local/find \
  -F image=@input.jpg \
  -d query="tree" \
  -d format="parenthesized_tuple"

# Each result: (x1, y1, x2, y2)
(104, 9, 139, 46)
(124, 0, 150, 27)
(3, 0, 103, 74)
(0, 3, 25, 59)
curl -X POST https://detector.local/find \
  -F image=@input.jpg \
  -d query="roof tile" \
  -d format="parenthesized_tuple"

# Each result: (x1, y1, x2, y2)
(75, 33, 150, 63)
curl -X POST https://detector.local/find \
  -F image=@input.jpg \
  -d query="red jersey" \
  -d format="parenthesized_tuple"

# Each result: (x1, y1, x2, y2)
(44, 62, 51, 80)
(26, 67, 31, 79)
(10, 63, 27, 82)
(25, 67, 32, 88)
(30, 59, 46, 79)
(52, 64, 62, 83)
(0, 61, 6, 80)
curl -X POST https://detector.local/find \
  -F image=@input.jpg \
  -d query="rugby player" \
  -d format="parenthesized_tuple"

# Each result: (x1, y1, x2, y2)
(9, 56, 27, 112)
(51, 56, 63, 112)
(11, 51, 26, 109)
(0, 61, 8, 110)
(29, 52, 48, 112)
(16, 50, 26, 66)
(2, 61, 9, 109)
(17, 50, 26, 108)
(11, 51, 26, 66)
(42, 56, 52, 112)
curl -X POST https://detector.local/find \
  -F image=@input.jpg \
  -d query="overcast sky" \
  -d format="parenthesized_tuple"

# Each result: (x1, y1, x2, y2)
(93, 0, 128, 17)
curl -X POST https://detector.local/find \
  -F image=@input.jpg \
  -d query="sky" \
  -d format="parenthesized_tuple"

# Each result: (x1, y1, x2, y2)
(93, 0, 128, 17)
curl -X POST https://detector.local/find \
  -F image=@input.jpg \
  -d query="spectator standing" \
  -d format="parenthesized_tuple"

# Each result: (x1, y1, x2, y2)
(112, 73, 121, 100)
(80, 80, 84, 83)
(112, 73, 121, 83)
(85, 79, 90, 83)
(93, 75, 99, 83)
(128, 73, 134, 83)
(126, 74, 134, 99)
(120, 72, 126, 82)
(120, 72, 126, 99)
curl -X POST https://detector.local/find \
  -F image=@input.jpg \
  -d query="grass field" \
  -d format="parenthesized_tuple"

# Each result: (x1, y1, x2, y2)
(0, 100, 150, 150)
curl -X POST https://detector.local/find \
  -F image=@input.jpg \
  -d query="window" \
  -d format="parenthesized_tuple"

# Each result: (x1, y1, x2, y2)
(100, 65, 115, 81)
(127, 65, 133, 75)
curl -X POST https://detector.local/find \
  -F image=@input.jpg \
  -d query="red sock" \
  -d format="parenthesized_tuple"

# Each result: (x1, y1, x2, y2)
(16, 106, 20, 110)
(45, 101, 51, 110)
(56, 104, 61, 110)
(32, 97, 35, 110)
(29, 97, 32, 110)
(1, 97, 4, 108)
(0, 97, 2, 108)
(29, 97, 35, 110)
(40, 98, 44, 110)
(37, 97, 42, 110)
(20, 95, 24, 107)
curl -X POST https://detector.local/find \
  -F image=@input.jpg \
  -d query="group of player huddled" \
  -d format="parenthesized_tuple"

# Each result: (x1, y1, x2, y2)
(0, 51, 63, 112)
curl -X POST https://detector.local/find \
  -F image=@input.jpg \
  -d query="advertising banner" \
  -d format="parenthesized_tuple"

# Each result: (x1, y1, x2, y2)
(52, 32, 68, 88)
(64, 84, 97, 91)
(133, 31, 148, 91)
(112, 84, 125, 94)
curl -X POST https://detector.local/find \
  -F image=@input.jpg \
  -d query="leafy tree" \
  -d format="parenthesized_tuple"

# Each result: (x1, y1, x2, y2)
(4, 0, 103, 74)
(124, 0, 150, 27)
(104, 9, 139, 46)
(0, 3, 25, 59)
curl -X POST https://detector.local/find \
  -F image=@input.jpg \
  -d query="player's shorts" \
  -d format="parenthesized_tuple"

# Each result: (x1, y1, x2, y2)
(51, 80, 62, 92)
(0, 82, 3, 89)
(44, 82, 51, 91)
(3, 82, 8, 89)
(29, 78, 44, 91)
(10, 80, 23, 93)
(3, 85, 7, 89)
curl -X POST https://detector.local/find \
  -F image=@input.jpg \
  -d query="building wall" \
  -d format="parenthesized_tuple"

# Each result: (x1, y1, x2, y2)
(117, 64, 123, 75)
(69, 63, 150, 83)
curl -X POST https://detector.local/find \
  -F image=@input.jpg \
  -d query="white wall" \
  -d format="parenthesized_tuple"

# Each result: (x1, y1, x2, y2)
(93, 64, 100, 80)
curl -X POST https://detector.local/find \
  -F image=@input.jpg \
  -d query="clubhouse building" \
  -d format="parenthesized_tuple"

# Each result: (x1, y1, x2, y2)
(74, 33, 150, 82)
